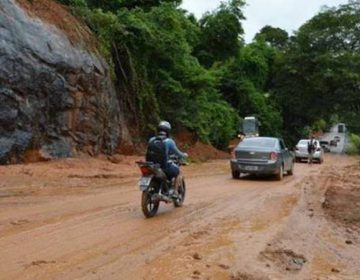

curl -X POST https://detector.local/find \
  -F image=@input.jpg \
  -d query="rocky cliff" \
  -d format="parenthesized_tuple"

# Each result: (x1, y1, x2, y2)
(0, 0, 131, 163)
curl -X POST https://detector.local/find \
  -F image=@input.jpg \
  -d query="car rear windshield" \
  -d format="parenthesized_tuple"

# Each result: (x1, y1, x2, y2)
(298, 140, 309, 145)
(298, 139, 319, 146)
(239, 138, 277, 148)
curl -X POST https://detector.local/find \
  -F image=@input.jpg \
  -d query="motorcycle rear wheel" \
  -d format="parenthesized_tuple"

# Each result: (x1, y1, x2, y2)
(141, 187, 159, 218)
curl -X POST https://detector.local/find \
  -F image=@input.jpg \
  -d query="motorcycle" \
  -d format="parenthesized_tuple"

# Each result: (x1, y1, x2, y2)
(136, 156, 186, 218)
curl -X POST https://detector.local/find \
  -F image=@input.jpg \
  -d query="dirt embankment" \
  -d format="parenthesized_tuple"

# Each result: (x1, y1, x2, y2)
(118, 129, 230, 162)
(0, 155, 142, 198)
(15, 0, 96, 48)
(323, 164, 360, 230)
(175, 130, 230, 162)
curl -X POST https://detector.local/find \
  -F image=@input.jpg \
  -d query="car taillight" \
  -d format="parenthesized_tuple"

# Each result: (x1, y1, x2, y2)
(140, 166, 152, 176)
(269, 152, 278, 161)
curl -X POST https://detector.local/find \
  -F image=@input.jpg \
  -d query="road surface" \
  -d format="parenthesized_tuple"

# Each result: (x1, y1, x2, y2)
(0, 154, 359, 280)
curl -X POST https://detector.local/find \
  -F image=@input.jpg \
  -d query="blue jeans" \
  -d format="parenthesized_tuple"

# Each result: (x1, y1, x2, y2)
(163, 162, 179, 179)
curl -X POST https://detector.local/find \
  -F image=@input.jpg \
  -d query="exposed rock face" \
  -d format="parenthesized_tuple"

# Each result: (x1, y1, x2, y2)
(0, 0, 131, 163)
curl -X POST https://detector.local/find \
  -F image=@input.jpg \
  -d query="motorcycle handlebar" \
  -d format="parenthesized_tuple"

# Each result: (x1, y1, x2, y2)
(168, 155, 189, 166)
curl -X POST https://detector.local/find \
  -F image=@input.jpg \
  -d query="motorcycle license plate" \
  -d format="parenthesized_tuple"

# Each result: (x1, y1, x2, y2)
(139, 176, 152, 190)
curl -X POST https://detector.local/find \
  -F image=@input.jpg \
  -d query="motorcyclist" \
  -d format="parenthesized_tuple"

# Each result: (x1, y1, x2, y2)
(148, 121, 188, 198)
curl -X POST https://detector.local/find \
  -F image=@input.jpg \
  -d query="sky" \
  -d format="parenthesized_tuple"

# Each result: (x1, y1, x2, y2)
(181, 0, 350, 42)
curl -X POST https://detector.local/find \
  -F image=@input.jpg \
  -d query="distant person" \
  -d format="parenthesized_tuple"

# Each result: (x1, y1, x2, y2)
(307, 136, 316, 164)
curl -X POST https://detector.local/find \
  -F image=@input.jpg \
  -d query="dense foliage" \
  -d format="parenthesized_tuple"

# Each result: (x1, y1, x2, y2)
(347, 134, 360, 155)
(194, 0, 245, 67)
(271, 1, 360, 143)
(57, 0, 360, 148)
(254, 25, 289, 50)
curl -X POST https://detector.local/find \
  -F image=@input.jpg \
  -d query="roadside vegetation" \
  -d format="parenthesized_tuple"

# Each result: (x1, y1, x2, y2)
(347, 134, 360, 155)
(56, 0, 359, 148)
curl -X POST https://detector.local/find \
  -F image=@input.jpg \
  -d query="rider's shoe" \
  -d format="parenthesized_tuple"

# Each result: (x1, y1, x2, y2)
(169, 189, 179, 199)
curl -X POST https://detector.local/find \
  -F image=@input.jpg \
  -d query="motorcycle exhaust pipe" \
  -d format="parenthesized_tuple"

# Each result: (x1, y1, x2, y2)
(152, 193, 172, 203)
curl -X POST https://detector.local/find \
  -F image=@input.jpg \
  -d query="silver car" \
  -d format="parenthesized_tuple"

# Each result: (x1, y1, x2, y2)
(230, 137, 295, 181)
(295, 139, 323, 163)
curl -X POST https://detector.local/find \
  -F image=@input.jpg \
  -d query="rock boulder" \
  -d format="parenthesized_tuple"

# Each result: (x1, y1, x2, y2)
(0, 0, 131, 163)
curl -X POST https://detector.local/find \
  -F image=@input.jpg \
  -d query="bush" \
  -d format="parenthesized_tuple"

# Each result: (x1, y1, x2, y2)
(312, 119, 327, 132)
(347, 134, 360, 155)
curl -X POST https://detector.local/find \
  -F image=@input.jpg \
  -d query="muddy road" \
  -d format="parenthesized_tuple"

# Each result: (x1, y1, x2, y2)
(0, 155, 359, 280)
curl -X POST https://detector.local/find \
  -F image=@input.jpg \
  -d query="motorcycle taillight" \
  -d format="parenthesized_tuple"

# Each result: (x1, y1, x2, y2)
(140, 166, 152, 176)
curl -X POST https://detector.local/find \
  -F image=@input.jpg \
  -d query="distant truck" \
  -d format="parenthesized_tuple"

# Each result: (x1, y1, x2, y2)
(338, 123, 346, 133)
(229, 116, 260, 153)
(241, 116, 260, 137)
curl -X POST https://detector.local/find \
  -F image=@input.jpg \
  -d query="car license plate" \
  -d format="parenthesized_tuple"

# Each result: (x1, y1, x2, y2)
(139, 177, 152, 189)
(244, 165, 258, 171)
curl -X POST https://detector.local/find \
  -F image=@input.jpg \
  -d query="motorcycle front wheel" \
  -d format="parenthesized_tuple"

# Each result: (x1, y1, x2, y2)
(174, 178, 186, 207)
(141, 184, 159, 218)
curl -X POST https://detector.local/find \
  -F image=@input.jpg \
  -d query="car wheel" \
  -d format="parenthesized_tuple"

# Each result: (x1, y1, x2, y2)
(319, 158, 324, 164)
(276, 164, 284, 181)
(232, 170, 240, 179)
(288, 162, 294, 176)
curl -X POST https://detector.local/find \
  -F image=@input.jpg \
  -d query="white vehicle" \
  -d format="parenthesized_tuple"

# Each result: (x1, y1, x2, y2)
(295, 139, 324, 163)
(242, 116, 260, 137)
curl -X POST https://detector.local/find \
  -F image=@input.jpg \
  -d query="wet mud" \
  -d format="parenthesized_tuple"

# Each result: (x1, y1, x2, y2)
(0, 154, 359, 279)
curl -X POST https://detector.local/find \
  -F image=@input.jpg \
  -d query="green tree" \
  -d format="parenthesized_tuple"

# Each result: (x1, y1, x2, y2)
(195, 0, 246, 67)
(254, 25, 289, 49)
(218, 40, 283, 137)
(272, 1, 360, 143)
(58, 0, 360, 150)
(81, 3, 238, 147)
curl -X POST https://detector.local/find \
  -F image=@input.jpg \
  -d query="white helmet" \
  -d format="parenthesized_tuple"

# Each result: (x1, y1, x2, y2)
(158, 121, 171, 135)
